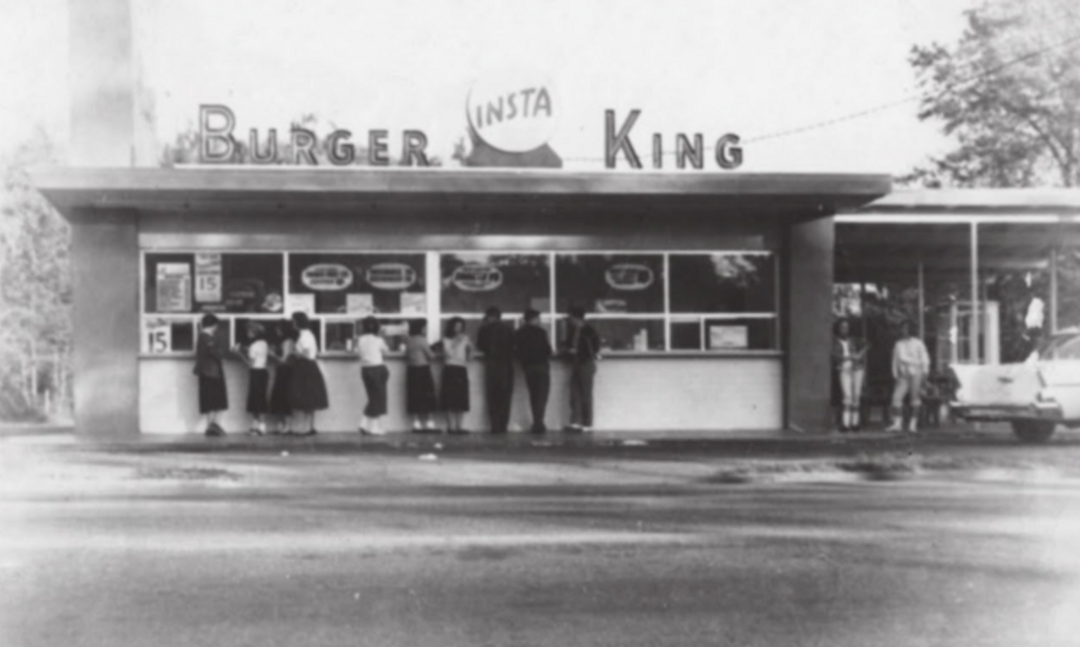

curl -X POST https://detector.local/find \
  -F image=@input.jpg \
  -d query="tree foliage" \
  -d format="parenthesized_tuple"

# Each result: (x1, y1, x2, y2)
(907, 0, 1080, 187)
(0, 129, 71, 420)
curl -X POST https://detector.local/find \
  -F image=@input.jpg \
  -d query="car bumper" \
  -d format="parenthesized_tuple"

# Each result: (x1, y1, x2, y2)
(951, 402, 1064, 422)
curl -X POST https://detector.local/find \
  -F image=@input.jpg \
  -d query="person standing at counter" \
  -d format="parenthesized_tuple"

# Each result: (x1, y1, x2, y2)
(234, 321, 270, 436)
(514, 309, 552, 434)
(563, 306, 601, 432)
(357, 316, 391, 436)
(268, 320, 296, 435)
(831, 318, 868, 433)
(440, 317, 473, 435)
(886, 320, 931, 434)
(477, 307, 515, 435)
(194, 313, 229, 437)
(287, 311, 328, 436)
(404, 319, 439, 434)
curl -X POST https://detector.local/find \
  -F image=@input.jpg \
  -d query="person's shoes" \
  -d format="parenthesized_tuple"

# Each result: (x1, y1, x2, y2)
(245, 428, 264, 436)
(448, 428, 469, 435)
(205, 425, 224, 437)
(564, 424, 584, 433)
(885, 422, 903, 433)
(360, 428, 385, 436)
(530, 426, 547, 435)
(296, 429, 317, 437)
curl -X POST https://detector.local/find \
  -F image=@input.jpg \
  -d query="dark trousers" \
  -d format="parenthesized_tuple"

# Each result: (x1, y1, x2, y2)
(522, 364, 550, 431)
(485, 361, 514, 433)
(570, 360, 596, 427)
(361, 365, 389, 417)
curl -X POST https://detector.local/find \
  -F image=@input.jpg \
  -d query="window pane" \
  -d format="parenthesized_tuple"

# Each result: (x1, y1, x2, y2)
(669, 253, 774, 313)
(556, 318, 665, 352)
(144, 253, 285, 314)
(438, 317, 484, 345)
(371, 318, 425, 352)
(289, 253, 426, 315)
(555, 254, 664, 314)
(143, 317, 196, 353)
(324, 321, 356, 353)
(440, 253, 550, 314)
(704, 318, 776, 350)
(670, 320, 702, 350)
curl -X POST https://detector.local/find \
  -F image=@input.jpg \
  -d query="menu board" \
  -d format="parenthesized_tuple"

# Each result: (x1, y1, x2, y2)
(440, 253, 549, 314)
(289, 253, 426, 315)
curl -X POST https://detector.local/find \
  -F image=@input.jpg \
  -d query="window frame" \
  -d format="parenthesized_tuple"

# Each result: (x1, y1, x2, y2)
(140, 249, 781, 357)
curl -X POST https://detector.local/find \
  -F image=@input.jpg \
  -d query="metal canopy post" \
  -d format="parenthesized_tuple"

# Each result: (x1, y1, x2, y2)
(970, 220, 980, 363)
(1050, 246, 1059, 334)
(917, 260, 925, 341)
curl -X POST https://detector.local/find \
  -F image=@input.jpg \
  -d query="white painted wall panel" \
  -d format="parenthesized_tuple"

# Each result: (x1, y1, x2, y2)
(140, 357, 782, 434)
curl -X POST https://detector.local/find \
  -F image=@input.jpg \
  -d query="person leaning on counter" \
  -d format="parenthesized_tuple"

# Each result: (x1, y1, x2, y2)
(514, 308, 553, 434)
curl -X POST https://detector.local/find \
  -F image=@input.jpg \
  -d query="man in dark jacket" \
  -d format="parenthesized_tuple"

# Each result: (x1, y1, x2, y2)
(563, 306, 601, 432)
(477, 307, 515, 434)
(514, 309, 553, 434)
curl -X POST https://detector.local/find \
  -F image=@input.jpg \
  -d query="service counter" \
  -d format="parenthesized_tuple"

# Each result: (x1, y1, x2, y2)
(139, 352, 784, 434)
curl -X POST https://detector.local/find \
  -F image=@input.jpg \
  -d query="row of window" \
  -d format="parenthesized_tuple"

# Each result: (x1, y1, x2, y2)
(142, 250, 779, 355)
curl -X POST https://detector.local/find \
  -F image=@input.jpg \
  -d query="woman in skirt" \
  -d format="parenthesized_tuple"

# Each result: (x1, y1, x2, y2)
(404, 319, 439, 433)
(234, 321, 270, 436)
(440, 316, 473, 435)
(356, 316, 392, 436)
(268, 320, 296, 434)
(194, 313, 229, 436)
(287, 311, 329, 436)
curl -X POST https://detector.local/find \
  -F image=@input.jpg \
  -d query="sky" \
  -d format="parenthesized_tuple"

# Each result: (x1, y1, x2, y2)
(0, 0, 977, 174)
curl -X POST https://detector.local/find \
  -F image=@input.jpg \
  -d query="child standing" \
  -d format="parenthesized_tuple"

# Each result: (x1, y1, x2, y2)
(405, 319, 439, 433)
(357, 316, 392, 436)
(194, 313, 228, 436)
(440, 317, 473, 435)
(234, 321, 270, 436)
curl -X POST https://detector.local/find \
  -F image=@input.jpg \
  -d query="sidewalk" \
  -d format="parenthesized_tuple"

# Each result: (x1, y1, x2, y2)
(8, 423, 1036, 459)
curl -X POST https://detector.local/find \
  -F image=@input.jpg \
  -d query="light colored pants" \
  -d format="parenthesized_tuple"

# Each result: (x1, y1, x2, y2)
(838, 365, 864, 427)
(891, 372, 924, 409)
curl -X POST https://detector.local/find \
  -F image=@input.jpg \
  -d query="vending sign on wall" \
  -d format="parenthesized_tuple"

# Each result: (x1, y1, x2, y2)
(195, 253, 222, 303)
(155, 263, 191, 313)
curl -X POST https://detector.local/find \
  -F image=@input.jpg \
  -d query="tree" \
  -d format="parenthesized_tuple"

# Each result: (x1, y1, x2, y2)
(0, 129, 72, 420)
(906, 0, 1080, 188)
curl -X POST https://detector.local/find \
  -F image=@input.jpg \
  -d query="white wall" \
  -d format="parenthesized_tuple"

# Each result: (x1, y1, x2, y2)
(139, 356, 783, 434)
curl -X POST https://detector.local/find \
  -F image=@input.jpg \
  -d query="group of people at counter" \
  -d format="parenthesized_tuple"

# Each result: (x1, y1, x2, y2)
(194, 307, 602, 437)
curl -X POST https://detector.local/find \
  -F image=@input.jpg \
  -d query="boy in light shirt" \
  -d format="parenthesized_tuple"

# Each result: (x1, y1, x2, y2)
(886, 320, 931, 433)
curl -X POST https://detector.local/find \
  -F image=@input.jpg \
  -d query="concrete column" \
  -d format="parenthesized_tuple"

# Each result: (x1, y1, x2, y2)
(71, 211, 140, 437)
(785, 216, 835, 433)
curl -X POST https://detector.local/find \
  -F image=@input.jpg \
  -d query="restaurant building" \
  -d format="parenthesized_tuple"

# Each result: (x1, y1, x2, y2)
(33, 165, 890, 437)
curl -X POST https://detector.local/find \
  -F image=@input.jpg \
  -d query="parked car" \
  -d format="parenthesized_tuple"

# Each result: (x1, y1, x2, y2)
(950, 328, 1080, 443)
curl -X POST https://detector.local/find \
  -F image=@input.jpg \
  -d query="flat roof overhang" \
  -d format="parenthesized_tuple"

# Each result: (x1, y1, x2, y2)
(32, 167, 891, 222)
(850, 188, 1080, 216)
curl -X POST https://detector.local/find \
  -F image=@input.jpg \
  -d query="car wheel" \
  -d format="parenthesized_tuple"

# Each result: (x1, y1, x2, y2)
(1011, 420, 1056, 443)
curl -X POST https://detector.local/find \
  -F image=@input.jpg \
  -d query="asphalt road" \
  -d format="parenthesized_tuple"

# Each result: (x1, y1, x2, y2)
(2, 446, 1080, 647)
